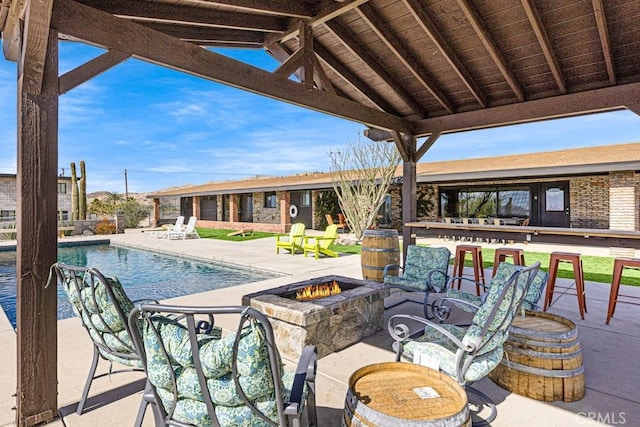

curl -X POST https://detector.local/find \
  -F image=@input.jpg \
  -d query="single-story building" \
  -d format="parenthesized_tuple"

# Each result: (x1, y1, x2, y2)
(148, 142, 640, 234)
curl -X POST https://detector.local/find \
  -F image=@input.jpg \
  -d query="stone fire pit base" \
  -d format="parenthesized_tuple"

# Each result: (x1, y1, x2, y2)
(242, 275, 389, 359)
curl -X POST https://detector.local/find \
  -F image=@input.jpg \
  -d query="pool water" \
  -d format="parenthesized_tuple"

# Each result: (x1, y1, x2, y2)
(0, 244, 275, 328)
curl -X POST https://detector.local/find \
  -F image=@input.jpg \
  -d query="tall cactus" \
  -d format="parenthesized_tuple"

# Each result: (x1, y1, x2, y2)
(70, 162, 79, 221)
(79, 161, 87, 220)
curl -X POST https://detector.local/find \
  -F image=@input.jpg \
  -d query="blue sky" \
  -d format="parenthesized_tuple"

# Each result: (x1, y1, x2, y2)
(1, 42, 639, 194)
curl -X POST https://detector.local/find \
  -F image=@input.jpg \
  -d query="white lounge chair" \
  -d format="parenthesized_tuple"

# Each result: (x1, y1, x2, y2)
(150, 216, 185, 239)
(167, 216, 200, 240)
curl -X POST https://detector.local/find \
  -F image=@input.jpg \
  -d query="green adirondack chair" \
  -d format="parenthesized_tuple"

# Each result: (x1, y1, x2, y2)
(275, 223, 306, 255)
(303, 224, 338, 259)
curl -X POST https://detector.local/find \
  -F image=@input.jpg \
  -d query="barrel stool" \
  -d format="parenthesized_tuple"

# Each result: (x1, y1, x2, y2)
(606, 257, 640, 325)
(451, 245, 485, 296)
(491, 247, 525, 277)
(543, 252, 587, 319)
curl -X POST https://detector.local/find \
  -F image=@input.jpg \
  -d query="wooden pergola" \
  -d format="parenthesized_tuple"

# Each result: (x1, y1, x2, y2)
(1, 0, 639, 424)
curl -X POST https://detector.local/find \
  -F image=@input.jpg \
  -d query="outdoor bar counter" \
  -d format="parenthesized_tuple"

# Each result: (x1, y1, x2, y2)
(406, 222, 640, 249)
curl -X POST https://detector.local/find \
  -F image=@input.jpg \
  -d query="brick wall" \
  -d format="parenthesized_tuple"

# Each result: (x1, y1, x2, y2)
(570, 176, 609, 229)
(609, 171, 638, 231)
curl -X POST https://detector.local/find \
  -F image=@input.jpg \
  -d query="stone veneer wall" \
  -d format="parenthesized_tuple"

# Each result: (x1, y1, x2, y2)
(388, 184, 441, 230)
(252, 191, 280, 224)
(569, 175, 609, 229)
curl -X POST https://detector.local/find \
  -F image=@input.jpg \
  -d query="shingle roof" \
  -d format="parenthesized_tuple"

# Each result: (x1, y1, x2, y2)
(149, 142, 640, 197)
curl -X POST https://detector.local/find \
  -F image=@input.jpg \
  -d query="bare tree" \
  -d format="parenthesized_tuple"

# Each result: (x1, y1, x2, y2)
(329, 136, 401, 240)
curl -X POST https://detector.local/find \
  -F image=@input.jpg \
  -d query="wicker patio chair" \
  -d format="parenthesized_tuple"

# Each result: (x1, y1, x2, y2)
(128, 304, 318, 427)
(388, 262, 541, 425)
(383, 245, 451, 318)
(51, 263, 154, 425)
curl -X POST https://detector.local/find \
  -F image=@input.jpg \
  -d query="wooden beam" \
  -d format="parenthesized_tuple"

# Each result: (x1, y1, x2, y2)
(299, 21, 314, 90)
(325, 20, 428, 118)
(59, 48, 130, 94)
(20, 0, 55, 94)
(521, 0, 566, 94)
(1, 0, 21, 61)
(627, 103, 640, 116)
(314, 42, 399, 114)
(52, 0, 411, 132)
(391, 131, 410, 162)
(591, 0, 616, 85)
(402, 0, 486, 108)
(415, 131, 441, 162)
(402, 159, 417, 262)
(456, 0, 525, 102)
(265, 0, 370, 45)
(137, 22, 265, 45)
(412, 82, 640, 135)
(356, 3, 454, 114)
(16, 28, 58, 427)
(199, 0, 313, 19)
(76, 0, 286, 33)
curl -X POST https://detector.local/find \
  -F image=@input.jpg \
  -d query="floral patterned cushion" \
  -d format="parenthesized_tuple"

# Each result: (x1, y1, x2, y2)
(62, 273, 140, 368)
(143, 315, 293, 426)
(402, 323, 504, 383)
(522, 270, 548, 311)
(384, 246, 450, 291)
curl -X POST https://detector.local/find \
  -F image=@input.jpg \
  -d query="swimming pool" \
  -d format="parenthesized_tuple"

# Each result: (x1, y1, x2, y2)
(0, 243, 275, 328)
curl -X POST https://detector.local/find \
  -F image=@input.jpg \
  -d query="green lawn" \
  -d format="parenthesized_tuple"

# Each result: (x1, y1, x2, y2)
(197, 228, 639, 286)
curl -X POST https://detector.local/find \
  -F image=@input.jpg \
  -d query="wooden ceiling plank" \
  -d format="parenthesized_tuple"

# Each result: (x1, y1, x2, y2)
(591, 0, 616, 85)
(415, 131, 442, 161)
(413, 82, 640, 135)
(21, 0, 55, 95)
(456, 0, 525, 102)
(521, 0, 567, 94)
(325, 19, 428, 118)
(356, 3, 454, 114)
(138, 22, 265, 44)
(264, 0, 370, 45)
(52, 0, 411, 133)
(314, 43, 399, 113)
(75, 0, 286, 33)
(203, 0, 313, 19)
(59, 49, 130, 94)
(403, 0, 486, 108)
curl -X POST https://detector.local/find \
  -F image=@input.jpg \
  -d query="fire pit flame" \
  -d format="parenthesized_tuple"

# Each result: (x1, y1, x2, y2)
(295, 280, 342, 301)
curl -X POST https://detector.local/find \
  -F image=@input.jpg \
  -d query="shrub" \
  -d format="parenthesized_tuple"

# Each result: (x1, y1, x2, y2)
(95, 218, 116, 235)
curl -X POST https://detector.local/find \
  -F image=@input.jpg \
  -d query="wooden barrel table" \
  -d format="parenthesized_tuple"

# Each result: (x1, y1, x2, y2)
(488, 310, 585, 402)
(344, 362, 470, 427)
(361, 229, 400, 282)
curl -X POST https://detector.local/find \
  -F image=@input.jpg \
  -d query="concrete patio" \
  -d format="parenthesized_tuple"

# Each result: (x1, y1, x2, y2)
(0, 230, 638, 426)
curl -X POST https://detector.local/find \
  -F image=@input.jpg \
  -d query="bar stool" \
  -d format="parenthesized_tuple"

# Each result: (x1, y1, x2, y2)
(543, 252, 587, 319)
(606, 258, 640, 324)
(491, 247, 525, 277)
(451, 245, 485, 296)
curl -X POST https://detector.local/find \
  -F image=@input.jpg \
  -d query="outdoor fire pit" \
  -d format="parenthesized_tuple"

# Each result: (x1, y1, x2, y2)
(242, 275, 389, 359)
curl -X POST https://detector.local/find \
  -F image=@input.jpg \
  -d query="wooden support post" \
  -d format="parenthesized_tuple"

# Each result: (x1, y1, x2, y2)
(153, 197, 160, 227)
(16, 29, 58, 426)
(402, 159, 417, 264)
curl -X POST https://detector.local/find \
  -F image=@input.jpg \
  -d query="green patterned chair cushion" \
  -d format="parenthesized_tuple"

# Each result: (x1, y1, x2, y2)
(383, 246, 450, 291)
(144, 315, 291, 427)
(402, 323, 504, 383)
(522, 270, 548, 311)
(62, 274, 140, 367)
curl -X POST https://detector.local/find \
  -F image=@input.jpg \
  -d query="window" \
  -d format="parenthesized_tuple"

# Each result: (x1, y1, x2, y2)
(264, 191, 277, 208)
(301, 191, 311, 207)
(58, 182, 67, 194)
(440, 185, 530, 219)
(1, 210, 16, 221)
(58, 210, 69, 221)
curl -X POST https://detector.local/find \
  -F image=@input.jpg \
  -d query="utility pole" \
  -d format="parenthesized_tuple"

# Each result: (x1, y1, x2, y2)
(124, 169, 129, 199)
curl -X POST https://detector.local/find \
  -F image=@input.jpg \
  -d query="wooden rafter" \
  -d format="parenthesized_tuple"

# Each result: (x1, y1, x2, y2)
(413, 82, 640, 135)
(521, 0, 566, 94)
(591, 0, 616, 85)
(52, 0, 411, 132)
(402, 0, 486, 108)
(324, 19, 428, 118)
(137, 22, 264, 46)
(59, 48, 130, 94)
(203, 0, 313, 19)
(356, 3, 454, 114)
(313, 42, 397, 113)
(264, 0, 370, 45)
(75, 0, 286, 33)
(456, 0, 525, 102)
